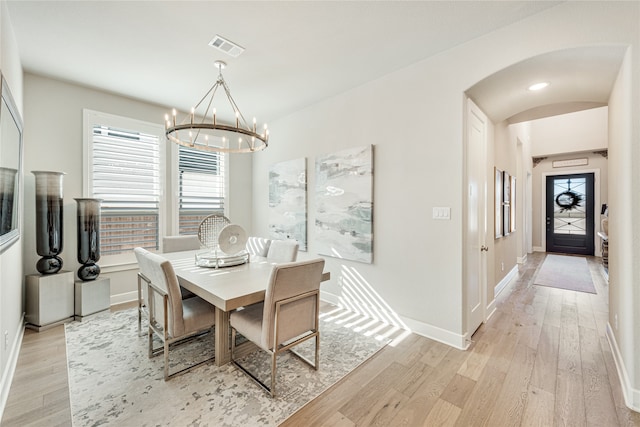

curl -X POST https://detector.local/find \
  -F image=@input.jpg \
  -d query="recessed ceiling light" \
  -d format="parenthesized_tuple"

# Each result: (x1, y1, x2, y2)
(528, 82, 550, 91)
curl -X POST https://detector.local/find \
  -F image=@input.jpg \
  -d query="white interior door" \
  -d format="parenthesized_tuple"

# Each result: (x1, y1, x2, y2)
(466, 99, 488, 337)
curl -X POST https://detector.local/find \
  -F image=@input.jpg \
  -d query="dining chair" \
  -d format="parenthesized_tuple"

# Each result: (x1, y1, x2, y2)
(162, 235, 201, 252)
(162, 235, 201, 299)
(229, 258, 325, 396)
(246, 236, 271, 258)
(134, 247, 216, 380)
(266, 239, 299, 263)
(138, 236, 202, 333)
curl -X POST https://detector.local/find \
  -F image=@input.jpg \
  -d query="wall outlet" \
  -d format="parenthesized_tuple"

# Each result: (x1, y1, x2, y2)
(4, 331, 8, 350)
(501, 262, 504, 271)
(615, 314, 618, 330)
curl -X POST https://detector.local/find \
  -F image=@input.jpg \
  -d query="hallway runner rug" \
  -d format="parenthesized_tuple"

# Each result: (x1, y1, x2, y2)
(534, 254, 596, 294)
(65, 307, 389, 427)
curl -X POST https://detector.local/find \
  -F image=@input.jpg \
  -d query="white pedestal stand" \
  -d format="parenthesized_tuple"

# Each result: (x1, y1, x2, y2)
(25, 271, 75, 331)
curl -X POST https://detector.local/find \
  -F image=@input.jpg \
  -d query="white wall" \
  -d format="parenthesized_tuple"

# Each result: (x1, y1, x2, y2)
(252, 1, 640, 368)
(531, 107, 608, 157)
(492, 120, 519, 289)
(608, 49, 640, 410)
(0, 0, 23, 417)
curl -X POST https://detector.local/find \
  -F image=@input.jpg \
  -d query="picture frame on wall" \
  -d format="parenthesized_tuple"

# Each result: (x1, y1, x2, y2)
(495, 167, 503, 239)
(510, 175, 516, 233)
(503, 171, 511, 236)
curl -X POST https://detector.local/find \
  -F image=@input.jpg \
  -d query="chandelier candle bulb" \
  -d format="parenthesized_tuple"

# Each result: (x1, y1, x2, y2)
(213, 108, 216, 126)
(172, 109, 177, 126)
(235, 111, 239, 128)
(190, 107, 195, 124)
(253, 117, 256, 132)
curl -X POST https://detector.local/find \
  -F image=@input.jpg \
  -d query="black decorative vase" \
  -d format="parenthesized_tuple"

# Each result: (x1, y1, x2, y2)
(32, 171, 65, 274)
(75, 198, 102, 281)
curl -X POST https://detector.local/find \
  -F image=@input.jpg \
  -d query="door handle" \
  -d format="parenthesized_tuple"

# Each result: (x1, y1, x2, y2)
(480, 245, 489, 252)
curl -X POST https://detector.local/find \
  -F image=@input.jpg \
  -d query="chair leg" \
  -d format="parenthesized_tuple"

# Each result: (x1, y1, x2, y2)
(148, 325, 153, 359)
(137, 275, 142, 335)
(270, 352, 277, 397)
(163, 336, 170, 381)
(231, 328, 237, 359)
(314, 333, 320, 370)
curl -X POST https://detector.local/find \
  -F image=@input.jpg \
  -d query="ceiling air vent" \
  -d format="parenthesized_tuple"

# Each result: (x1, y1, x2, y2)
(208, 35, 245, 58)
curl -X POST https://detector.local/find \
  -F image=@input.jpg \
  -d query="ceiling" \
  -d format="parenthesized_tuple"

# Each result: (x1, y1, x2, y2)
(467, 45, 628, 123)
(5, 1, 624, 125)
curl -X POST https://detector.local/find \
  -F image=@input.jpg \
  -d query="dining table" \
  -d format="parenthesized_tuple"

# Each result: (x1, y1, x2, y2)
(161, 250, 330, 366)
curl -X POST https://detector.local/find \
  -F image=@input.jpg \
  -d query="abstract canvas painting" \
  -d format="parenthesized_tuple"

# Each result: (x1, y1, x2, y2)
(269, 157, 307, 250)
(315, 145, 373, 263)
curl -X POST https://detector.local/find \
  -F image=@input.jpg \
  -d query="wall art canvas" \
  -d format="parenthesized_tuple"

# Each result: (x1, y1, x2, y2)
(315, 145, 373, 263)
(495, 167, 503, 239)
(503, 171, 511, 236)
(269, 157, 307, 251)
(510, 175, 516, 233)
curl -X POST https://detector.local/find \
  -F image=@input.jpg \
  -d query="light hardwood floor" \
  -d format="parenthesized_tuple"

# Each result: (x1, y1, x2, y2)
(2, 253, 640, 426)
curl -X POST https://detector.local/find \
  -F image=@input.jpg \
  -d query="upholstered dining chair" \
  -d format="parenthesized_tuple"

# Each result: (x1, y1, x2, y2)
(162, 235, 201, 299)
(229, 258, 325, 396)
(266, 239, 299, 263)
(134, 247, 216, 380)
(138, 236, 202, 334)
(246, 236, 271, 258)
(163, 235, 201, 252)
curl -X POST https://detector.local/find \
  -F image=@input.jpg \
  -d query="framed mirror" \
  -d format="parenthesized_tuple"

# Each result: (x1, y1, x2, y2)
(0, 74, 23, 252)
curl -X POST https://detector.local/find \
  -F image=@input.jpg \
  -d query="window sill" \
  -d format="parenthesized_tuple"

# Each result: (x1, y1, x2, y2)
(100, 261, 138, 274)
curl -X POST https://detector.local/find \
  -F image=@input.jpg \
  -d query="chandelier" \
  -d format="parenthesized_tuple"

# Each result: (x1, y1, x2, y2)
(164, 60, 268, 153)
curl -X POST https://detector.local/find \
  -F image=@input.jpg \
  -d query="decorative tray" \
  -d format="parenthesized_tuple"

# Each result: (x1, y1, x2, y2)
(195, 250, 249, 269)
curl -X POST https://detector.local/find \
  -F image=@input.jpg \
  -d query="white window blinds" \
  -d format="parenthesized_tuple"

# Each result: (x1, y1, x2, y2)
(90, 124, 161, 255)
(178, 145, 225, 235)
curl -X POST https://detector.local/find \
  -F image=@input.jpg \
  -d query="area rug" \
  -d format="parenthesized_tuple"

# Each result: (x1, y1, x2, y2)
(534, 254, 596, 294)
(65, 307, 388, 426)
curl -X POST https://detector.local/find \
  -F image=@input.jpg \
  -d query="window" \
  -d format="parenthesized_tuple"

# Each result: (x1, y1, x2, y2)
(177, 145, 225, 235)
(83, 109, 228, 263)
(84, 110, 164, 258)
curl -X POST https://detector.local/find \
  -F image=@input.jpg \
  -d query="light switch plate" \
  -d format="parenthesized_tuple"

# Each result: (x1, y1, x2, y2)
(433, 207, 451, 220)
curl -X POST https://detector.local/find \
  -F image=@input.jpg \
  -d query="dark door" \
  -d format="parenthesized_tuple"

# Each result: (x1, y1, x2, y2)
(546, 173, 594, 255)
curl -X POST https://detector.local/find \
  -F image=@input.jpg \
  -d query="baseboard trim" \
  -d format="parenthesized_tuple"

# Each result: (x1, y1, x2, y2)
(517, 254, 528, 264)
(320, 291, 468, 350)
(606, 323, 640, 412)
(533, 246, 545, 252)
(111, 290, 138, 306)
(486, 265, 518, 324)
(495, 266, 518, 299)
(0, 314, 25, 421)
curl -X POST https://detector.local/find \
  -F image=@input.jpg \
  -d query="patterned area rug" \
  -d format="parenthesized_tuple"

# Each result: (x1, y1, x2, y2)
(534, 254, 596, 294)
(65, 307, 388, 426)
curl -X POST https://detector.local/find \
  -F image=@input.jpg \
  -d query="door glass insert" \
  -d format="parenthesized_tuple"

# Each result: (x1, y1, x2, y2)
(553, 177, 586, 235)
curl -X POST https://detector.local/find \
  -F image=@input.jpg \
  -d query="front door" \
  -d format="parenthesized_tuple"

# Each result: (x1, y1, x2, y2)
(545, 173, 594, 255)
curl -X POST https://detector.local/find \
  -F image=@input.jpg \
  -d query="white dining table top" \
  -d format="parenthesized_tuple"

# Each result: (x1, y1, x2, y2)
(162, 250, 329, 312)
